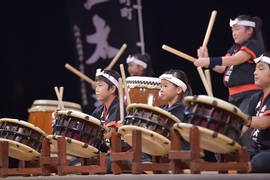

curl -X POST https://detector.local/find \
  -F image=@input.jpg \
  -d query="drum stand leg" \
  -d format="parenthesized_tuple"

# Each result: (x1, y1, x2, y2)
(41, 136, 107, 176)
(0, 141, 42, 177)
(110, 130, 171, 174)
(169, 126, 250, 174)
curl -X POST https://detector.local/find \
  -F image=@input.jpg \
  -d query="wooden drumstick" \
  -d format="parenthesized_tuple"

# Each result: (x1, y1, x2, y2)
(197, 67, 213, 97)
(201, 10, 217, 53)
(119, 64, 131, 105)
(54, 86, 64, 110)
(59, 86, 64, 109)
(118, 78, 124, 124)
(106, 43, 127, 70)
(204, 69, 212, 95)
(162, 44, 196, 63)
(65, 63, 96, 86)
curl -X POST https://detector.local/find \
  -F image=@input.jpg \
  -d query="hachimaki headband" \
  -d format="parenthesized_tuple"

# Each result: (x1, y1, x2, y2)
(159, 74, 187, 92)
(96, 68, 119, 89)
(126, 55, 148, 68)
(229, 18, 256, 27)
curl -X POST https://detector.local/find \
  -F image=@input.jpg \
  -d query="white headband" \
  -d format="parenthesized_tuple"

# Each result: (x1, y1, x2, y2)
(254, 54, 270, 64)
(229, 18, 256, 28)
(126, 55, 147, 68)
(159, 74, 187, 92)
(95, 69, 119, 89)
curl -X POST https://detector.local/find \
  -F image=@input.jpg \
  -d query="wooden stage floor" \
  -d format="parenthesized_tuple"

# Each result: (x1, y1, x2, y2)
(3, 173, 270, 180)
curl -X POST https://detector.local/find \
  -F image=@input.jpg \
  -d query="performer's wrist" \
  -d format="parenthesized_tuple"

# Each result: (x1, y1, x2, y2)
(246, 115, 252, 127)
(209, 57, 222, 68)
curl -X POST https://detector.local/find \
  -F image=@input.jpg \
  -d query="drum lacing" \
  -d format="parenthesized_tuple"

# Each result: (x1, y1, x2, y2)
(127, 80, 160, 86)
(0, 121, 43, 152)
(125, 108, 173, 138)
(52, 115, 105, 149)
(183, 103, 243, 141)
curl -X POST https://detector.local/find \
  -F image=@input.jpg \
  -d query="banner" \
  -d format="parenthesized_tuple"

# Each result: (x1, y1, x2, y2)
(66, 0, 142, 114)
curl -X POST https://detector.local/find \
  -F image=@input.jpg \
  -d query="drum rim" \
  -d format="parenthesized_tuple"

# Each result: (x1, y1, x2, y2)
(46, 135, 99, 158)
(118, 125, 171, 156)
(126, 103, 181, 123)
(54, 110, 109, 132)
(126, 76, 161, 83)
(183, 95, 249, 125)
(0, 138, 40, 161)
(0, 118, 47, 136)
(28, 99, 82, 112)
(173, 122, 241, 154)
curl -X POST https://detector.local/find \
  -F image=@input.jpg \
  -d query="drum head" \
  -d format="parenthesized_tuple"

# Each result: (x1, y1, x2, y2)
(118, 125, 171, 156)
(0, 138, 40, 161)
(46, 135, 99, 158)
(173, 123, 241, 154)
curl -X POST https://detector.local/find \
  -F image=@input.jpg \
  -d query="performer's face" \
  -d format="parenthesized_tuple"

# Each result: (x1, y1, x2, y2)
(254, 61, 270, 89)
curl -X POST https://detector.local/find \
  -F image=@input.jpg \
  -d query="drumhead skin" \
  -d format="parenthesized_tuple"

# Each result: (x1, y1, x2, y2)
(183, 95, 250, 125)
(174, 122, 241, 154)
(0, 118, 47, 161)
(28, 99, 82, 112)
(46, 135, 99, 158)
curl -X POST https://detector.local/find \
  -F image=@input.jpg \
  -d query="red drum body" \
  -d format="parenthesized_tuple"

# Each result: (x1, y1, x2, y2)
(28, 99, 82, 134)
(118, 103, 180, 156)
(174, 95, 250, 154)
(0, 118, 47, 161)
(46, 110, 109, 158)
(126, 76, 167, 106)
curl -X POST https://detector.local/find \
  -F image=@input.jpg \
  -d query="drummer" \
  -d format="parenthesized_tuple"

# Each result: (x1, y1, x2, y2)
(159, 69, 192, 150)
(242, 52, 270, 173)
(69, 68, 131, 169)
(126, 52, 155, 77)
(159, 69, 216, 162)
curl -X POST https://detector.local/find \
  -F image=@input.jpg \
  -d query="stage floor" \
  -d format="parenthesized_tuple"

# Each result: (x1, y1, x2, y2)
(3, 173, 270, 180)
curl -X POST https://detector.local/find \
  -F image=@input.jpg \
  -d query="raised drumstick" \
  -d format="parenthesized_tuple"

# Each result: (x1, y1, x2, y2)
(65, 63, 95, 86)
(119, 64, 131, 105)
(106, 43, 127, 70)
(198, 10, 217, 96)
(162, 44, 196, 63)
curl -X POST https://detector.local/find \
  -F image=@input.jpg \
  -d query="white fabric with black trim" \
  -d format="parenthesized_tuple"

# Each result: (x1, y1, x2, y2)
(95, 68, 119, 89)
(229, 18, 256, 28)
(159, 74, 187, 92)
(254, 54, 270, 64)
(126, 55, 147, 68)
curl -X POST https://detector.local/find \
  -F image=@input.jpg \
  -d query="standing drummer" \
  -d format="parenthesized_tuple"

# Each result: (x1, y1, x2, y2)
(242, 52, 270, 173)
(194, 14, 265, 149)
(126, 52, 155, 76)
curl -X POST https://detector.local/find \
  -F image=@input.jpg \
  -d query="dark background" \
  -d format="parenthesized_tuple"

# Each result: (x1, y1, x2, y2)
(1, 0, 270, 121)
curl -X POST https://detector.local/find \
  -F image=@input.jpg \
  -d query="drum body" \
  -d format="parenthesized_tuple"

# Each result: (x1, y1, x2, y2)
(47, 110, 109, 158)
(175, 95, 249, 154)
(28, 99, 82, 134)
(0, 118, 47, 161)
(118, 103, 180, 156)
(126, 76, 167, 106)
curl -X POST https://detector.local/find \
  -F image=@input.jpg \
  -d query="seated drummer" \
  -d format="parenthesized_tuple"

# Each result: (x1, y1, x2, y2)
(69, 69, 131, 170)
(126, 52, 155, 77)
(159, 69, 216, 162)
(159, 69, 192, 150)
(242, 52, 270, 173)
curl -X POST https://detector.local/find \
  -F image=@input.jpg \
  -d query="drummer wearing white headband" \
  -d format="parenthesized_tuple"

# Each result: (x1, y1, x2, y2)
(194, 14, 265, 150)
(159, 69, 192, 151)
(126, 53, 154, 77)
(242, 52, 270, 173)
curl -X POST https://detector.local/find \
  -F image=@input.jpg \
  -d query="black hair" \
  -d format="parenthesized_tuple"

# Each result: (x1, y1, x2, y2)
(162, 69, 192, 97)
(236, 14, 265, 51)
(129, 52, 155, 76)
(95, 69, 120, 96)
